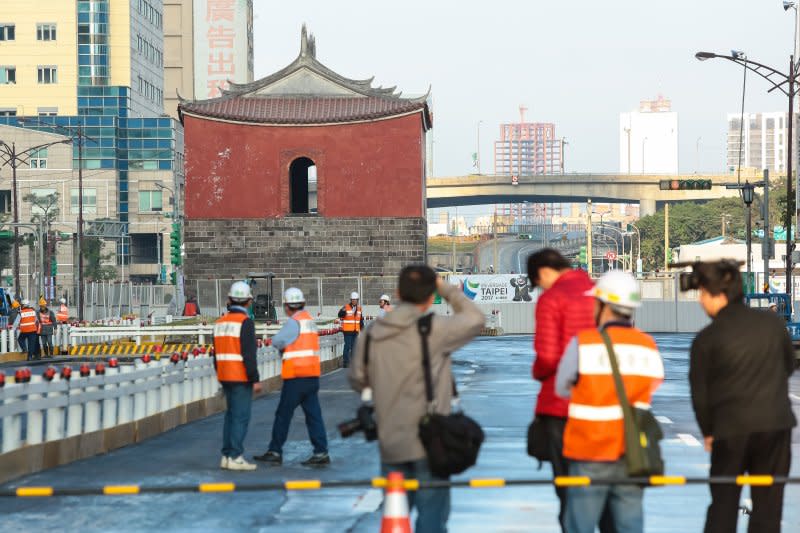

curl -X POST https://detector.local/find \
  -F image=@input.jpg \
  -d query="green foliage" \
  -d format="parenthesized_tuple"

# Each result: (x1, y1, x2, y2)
(83, 237, 117, 281)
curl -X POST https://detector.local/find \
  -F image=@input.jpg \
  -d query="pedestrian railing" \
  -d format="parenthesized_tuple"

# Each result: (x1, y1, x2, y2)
(3, 474, 799, 497)
(0, 325, 71, 355)
(0, 334, 343, 454)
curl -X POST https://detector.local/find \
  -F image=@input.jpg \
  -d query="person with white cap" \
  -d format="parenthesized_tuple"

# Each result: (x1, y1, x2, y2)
(56, 297, 70, 324)
(254, 287, 330, 467)
(378, 294, 392, 317)
(555, 271, 664, 533)
(13, 298, 40, 361)
(337, 291, 364, 367)
(213, 281, 261, 471)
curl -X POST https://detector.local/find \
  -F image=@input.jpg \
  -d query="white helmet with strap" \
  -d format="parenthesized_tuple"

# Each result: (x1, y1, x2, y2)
(586, 271, 641, 310)
(350, 291, 360, 300)
(283, 287, 305, 304)
(228, 281, 253, 302)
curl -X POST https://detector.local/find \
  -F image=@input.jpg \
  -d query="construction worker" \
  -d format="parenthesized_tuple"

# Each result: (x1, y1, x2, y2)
(338, 291, 363, 367)
(255, 287, 329, 467)
(555, 271, 664, 533)
(13, 299, 41, 361)
(183, 294, 200, 316)
(8, 298, 20, 332)
(213, 281, 261, 471)
(55, 298, 69, 324)
(38, 298, 57, 358)
(378, 294, 392, 317)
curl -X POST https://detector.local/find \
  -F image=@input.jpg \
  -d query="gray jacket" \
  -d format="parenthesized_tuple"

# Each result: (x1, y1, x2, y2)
(348, 281, 484, 464)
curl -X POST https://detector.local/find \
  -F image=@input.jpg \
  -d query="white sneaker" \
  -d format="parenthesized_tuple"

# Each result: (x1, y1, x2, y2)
(220, 456, 229, 469)
(226, 455, 257, 471)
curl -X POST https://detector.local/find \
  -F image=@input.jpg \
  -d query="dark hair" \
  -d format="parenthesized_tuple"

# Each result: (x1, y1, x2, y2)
(527, 248, 571, 285)
(398, 264, 437, 303)
(695, 260, 744, 303)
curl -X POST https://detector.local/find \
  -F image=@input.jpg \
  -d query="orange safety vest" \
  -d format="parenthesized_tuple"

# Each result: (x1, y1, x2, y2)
(341, 304, 362, 333)
(39, 311, 53, 327)
(18, 307, 39, 334)
(213, 312, 249, 383)
(563, 326, 664, 462)
(282, 310, 321, 380)
(56, 304, 69, 323)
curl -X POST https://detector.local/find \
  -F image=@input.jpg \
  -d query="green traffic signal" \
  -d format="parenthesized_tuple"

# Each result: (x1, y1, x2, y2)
(170, 222, 182, 266)
(578, 245, 587, 264)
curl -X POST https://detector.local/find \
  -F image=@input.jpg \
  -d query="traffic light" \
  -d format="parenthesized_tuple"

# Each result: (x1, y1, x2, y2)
(170, 222, 182, 266)
(659, 179, 712, 191)
(170, 272, 176, 285)
(578, 245, 587, 265)
(51, 258, 57, 277)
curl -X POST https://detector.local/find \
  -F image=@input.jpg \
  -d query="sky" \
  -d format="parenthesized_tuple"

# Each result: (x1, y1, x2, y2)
(252, 1, 798, 220)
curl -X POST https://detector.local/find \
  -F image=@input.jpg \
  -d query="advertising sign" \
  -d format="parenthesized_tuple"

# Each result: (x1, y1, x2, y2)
(450, 274, 534, 303)
(194, 0, 253, 99)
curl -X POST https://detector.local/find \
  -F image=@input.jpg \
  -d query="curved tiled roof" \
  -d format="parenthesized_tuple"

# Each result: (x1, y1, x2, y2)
(180, 96, 429, 126)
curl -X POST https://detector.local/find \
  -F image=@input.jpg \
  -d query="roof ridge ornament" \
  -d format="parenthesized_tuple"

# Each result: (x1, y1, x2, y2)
(300, 24, 316, 59)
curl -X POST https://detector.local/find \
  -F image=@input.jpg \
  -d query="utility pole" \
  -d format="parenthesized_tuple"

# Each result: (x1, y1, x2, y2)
(492, 209, 498, 273)
(77, 125, 84, 321)
(664, 203, 670, 269)
(763, 169, 771, 286)
(587, 199, 593, 275)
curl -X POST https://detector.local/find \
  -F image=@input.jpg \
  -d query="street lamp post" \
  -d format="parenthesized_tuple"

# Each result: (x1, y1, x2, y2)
(476, 120, 483, 175)
(560, 137, 568, 173)
(0, 138, 71, 298)
(624, 127, 632, 174)
(641, 137, 648, 175)
(696, 50, 798, 302)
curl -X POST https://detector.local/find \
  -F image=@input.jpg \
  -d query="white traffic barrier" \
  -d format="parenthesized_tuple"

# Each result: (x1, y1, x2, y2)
(0, 334, 344, 455)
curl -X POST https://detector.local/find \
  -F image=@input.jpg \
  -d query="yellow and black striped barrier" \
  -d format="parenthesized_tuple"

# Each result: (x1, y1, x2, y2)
(3, 475, 799, 497)
(68, 343, 212, 357)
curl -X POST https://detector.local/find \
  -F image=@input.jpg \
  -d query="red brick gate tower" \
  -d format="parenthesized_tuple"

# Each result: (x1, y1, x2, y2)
(179, 27, 431, 287)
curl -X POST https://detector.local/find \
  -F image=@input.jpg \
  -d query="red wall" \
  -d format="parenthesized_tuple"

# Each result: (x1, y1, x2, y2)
(183, 113, 426, 219)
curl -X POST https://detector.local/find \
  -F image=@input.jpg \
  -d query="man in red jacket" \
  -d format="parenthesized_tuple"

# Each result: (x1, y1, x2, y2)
(528, 249, 603, 532)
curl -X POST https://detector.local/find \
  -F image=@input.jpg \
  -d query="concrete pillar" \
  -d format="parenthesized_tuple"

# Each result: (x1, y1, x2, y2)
(640, 199, 656, 217)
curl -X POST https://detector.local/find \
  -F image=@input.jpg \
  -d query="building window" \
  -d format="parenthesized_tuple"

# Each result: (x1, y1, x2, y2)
(0, 66, 14, 84)
(37, 66, 57, 84)
(0, 190, 10, 213)
(30, 188, 57, 214)
(289, 157, 317, 215)
(139, 190, 163, 212)
(0, 108, 16, 116)
(29, 148, 48, 169)
(0, 24, 15, 41)
(37, 107, 58, 116)
(71, 188, 97, 214)
(36, 24, 56, 41)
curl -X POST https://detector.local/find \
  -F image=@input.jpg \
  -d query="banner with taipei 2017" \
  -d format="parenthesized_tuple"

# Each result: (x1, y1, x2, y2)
(450, 275, 534, 303)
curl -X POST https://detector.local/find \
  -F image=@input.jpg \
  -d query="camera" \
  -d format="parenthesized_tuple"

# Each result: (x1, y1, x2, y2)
(679, 270, 700, 292)
(670, 260, 744, 292)
(338, 404, 378, 441)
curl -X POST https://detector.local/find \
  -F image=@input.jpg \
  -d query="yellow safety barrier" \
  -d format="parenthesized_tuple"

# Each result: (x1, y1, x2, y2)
(2, 475, 799, 498)
(68, 343, 212, 356)
(285, 480, 322, 490)
(198, 483, 235, 493)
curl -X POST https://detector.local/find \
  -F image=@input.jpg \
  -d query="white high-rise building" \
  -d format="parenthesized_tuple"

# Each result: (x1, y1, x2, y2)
(725, 111, 799, 173)
(619, 95, 678, 174)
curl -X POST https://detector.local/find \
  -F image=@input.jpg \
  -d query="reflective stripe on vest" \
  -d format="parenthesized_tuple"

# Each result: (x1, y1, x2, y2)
(19, 308, 39, 334)
(282, 310, 320, 380)
(341, 304, 362, 333)
(39, 312, 53, 326)
(56, 305, 69, 323)
(213, 313, 249, 382)
(562, 326, 663, 462)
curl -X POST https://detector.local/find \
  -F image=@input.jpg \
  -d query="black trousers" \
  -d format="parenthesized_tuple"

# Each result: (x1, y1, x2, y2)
(540, 415, 616, 533)
(705, 429, 792, 533)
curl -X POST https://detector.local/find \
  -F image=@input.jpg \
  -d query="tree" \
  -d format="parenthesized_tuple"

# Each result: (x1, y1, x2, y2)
(83, 236, 117, 281)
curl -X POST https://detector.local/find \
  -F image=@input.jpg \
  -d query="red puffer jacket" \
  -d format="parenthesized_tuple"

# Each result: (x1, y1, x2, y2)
(533, 269, 595, 417)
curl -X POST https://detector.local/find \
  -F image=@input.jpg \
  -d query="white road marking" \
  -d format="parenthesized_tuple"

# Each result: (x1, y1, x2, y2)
(655, 415, 673, 424)
(352, 489, 383, 513)
(677, 433, 702, 447)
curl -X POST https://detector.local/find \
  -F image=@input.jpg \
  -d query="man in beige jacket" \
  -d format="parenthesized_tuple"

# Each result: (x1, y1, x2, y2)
(349, 264, 484, 533)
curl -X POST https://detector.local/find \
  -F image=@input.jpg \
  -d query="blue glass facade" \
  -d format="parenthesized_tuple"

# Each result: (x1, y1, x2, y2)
(77, 0, 110, 87)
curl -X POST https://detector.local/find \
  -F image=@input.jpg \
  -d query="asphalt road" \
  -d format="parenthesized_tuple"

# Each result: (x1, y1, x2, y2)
(1, 334, 798, 532)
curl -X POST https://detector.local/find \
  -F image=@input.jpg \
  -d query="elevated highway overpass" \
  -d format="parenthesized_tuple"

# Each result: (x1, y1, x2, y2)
(426, 173, 749, 216)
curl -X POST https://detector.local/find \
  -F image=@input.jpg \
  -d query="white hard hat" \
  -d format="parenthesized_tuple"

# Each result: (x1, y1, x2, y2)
(228, 281, 253, 301)
(21, 298, 30, 306)
(586, 271, 641, 310)
(379, 294, 390, 303)
(350, 291, 360, 300)
(283, 287, 305, 304)
(59, 298, 66, 304)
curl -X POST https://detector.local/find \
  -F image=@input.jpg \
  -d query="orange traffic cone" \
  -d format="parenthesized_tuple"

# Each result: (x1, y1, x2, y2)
(381, 471, 412, 533)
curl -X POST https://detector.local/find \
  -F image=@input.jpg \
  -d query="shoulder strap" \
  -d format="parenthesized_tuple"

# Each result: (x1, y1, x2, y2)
(599, 329, 635, 424)
(417, 313, 435, 405)
(363, 330, 372, 368)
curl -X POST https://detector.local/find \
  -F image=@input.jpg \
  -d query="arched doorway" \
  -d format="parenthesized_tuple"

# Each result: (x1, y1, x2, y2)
(289, 157, 317, 214)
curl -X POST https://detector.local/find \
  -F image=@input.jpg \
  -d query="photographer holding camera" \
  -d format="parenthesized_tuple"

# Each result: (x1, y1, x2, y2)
(686, 260, 796, 532)
(348, 265, 484, 533)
